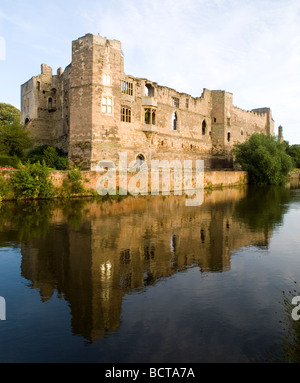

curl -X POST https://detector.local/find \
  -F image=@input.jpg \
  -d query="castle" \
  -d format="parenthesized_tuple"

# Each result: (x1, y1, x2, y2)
(21, 33, 275, 170)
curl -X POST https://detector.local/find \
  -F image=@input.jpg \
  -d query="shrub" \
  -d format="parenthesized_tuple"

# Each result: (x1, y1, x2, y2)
(60, 167, 85, 198)
(233, 133, 293, 186)
(11, 161, 55, 199)
(0, 155, 19, 168)
(27, 145, 69, 170)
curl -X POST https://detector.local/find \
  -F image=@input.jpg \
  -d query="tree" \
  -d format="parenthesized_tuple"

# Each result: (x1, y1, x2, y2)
(286, 144, 300, 168)
(0, 103, 33, 158)
(0, 103, 20, 127)
(233, 133, 293, 186)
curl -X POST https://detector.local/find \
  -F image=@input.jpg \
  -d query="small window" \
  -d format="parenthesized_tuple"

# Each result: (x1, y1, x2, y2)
(186, 99, 189, 109)
(37, 81, 41, 91)
(172, 112, 178, 130)
(241, 129, 244, 136)
(202, 120, 206, 135)
(171, 97, 179, 108)
(103, 74, 111, 86)
(227, 132, 231, 142)
(102, 97, 112, 114)
(214, 117, 217, 123)
(227, 117, 231, 126)
(121, 105, 131, 123)
(25, 118, 29, 125)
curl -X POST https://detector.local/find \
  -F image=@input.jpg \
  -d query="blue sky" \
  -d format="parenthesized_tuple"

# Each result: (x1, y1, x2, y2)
(1, 0, 300, 143)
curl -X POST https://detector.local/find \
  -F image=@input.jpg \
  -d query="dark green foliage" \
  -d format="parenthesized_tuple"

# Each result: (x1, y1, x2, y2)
(0, 103, 33, 158)
(233, 133, 293, 185)
(0, 155, 20, 168)
(11, 161, 55, 199)
(27, 145, 69, 170)
(60, 167, 85, 198)
(0, 121, 33, 157)
(286, 144, 300, 169)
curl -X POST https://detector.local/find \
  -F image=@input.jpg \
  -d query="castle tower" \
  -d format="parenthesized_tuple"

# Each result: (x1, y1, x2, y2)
(69, 34, 124, 169)
(278, 125, 283, 143)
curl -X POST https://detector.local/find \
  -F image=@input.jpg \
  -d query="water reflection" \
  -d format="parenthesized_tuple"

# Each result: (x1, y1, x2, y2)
(0, 186, 294, 342)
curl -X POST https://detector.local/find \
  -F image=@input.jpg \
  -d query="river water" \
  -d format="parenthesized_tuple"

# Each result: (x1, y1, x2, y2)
(0, 183, 300, 363)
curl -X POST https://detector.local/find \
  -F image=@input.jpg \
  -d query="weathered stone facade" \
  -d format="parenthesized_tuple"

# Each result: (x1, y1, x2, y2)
(21, 33, 274, 170)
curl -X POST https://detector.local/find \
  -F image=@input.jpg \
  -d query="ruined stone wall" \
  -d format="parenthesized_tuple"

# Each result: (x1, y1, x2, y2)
(21, 64, 70, 152)
(21, 33, 275, 171)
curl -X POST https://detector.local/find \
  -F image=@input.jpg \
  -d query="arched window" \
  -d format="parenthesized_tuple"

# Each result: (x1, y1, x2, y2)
(145, 109, 150, 124)
(172, 112, 178, 131)
(202, 120, 206, 135)
(48, 97, 53, 109)
(152, 110, 156, 125)
(136, 154, 145, 167)
(25, 118, 29, 125)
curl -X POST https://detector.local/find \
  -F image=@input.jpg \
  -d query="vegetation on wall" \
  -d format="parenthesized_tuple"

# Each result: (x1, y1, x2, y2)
(233, 133, 294, 186)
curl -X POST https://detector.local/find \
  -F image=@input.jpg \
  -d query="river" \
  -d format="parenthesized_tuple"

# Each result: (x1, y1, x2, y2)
(0, 182, 300, 363)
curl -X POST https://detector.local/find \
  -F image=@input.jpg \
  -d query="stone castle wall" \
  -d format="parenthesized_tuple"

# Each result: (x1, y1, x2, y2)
(20, 33, 274, 171)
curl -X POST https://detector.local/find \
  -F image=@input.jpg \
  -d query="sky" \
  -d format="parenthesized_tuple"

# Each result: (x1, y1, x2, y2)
(0, 0, 300, 144)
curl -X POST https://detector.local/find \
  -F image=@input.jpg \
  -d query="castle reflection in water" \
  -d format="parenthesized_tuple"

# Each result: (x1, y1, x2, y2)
(8, 186, 285, 342)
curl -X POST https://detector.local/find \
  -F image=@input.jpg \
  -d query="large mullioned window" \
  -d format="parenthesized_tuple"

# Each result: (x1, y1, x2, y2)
(121, 80, 133, 96)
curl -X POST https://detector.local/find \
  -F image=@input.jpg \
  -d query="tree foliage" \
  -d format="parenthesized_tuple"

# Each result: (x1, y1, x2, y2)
(286, 144, 300, 168)
(27, 145, 69, 170)
(233, 133, 293, 186)
(0, 103, 33, 158)
(0, 103, 20, 127)
(11, 161, 55, 199)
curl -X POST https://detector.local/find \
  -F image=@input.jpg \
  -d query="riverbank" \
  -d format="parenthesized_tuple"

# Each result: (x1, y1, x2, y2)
(0, 168, 248, 201)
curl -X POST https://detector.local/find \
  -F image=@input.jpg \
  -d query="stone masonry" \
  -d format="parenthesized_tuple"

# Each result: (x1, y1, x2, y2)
(21, 33, 275, 170)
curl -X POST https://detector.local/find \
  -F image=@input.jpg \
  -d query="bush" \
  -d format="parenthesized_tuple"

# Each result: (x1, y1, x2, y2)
(60, 167, 85, 198)
(0, 155, 19, 168)
(233, 133, 293, 186)
(11, 161, 56, 199)
(27, 145, 69, 170)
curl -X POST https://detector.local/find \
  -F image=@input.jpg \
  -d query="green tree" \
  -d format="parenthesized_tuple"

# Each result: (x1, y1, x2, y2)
(233, 133, 293, 186)
(0, 103, 33, 158)
(0, 103, 20, 127)
(286, 144, 300, 168)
